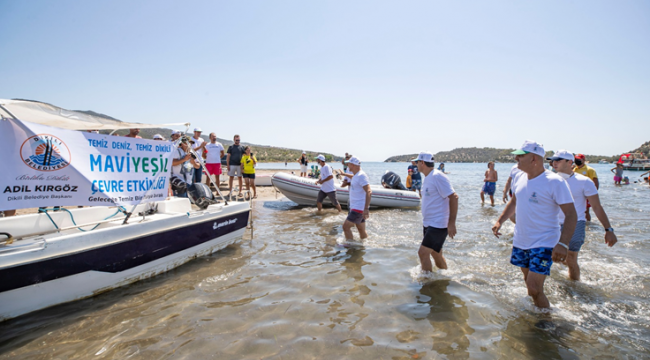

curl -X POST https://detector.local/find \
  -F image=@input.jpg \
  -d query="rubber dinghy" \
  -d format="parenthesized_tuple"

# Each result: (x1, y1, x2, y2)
(271, 172, 420, 208)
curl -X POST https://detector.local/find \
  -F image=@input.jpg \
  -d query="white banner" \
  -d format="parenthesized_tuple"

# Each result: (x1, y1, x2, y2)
(0, 119, 175, 211)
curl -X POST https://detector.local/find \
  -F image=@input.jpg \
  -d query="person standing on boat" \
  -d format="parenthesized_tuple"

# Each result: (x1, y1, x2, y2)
(549, 150, 617, 281)
(408, 159, 422, 197)
(416, 151, 459, 272)
(190, 128, 207, 184)
(171, 136, 201, 197)
(611, 163, 625, 185)
(226, 134, 245, 198)
(315, 155, 342, 213)
(492, 140, 577, 309)
(342, 152, 350, 172)
(343, 157, 371, 243)
(573, 154, 599, 221)
(298, 152, 309, 177)
(204, 132, 225, 185)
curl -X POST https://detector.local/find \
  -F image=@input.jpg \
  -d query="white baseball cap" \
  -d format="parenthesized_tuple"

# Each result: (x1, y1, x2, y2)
(194, 127, 203, 132)
(413, 151, 434, 162)
(546, 149, 575, 162)
(302, 151, 306, 154)
(153, 134, 163, 140)
(316, 154, 326, 162)
(512, 140, 545, 157)
(344, 156, 361, 166)
(171, 130, 181, 136)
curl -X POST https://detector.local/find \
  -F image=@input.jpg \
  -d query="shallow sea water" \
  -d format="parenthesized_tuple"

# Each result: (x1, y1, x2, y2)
(1, 163, 648, 359)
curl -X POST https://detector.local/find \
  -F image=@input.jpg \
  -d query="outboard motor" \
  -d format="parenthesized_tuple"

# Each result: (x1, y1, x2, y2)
(381, 171, 407, 190)
(187, 183, 217, 209)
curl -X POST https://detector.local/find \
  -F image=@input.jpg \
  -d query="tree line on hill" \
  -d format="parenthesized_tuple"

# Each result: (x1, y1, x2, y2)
(383, 146, 645, 164)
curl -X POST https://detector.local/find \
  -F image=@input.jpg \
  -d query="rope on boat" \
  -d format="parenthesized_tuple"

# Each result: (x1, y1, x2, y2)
(38, 206, 127, 232)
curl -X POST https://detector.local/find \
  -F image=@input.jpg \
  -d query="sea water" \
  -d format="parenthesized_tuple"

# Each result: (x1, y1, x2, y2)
(1, 163, 648, 359)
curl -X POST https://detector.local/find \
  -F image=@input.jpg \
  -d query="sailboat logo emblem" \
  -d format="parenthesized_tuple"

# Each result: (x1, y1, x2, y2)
(20, 134, 71, 171)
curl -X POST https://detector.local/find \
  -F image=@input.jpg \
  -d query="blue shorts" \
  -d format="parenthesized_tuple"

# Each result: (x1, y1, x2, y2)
(482, 181, 496, 196)
(411, 179, 422, 190)
(510, 247, 554, 276)
(561, 220, 586, 252)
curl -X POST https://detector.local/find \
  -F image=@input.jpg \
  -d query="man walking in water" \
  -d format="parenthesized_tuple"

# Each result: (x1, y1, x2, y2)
(342, 156, 371, 244)
(573, 153, 599, 221)
(492, 140, 577, 309)
(549, 150, 617, 281)
(315, 155, 342, 213)
(416, 151, 458, 272)
(481, 161, 498, 206)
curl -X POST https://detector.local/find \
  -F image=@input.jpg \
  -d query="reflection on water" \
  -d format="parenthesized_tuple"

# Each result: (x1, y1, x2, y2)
(1, 163, 648, 359)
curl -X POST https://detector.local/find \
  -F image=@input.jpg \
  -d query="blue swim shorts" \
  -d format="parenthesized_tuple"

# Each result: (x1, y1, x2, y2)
(411, 179, 422, 190)
(561, 220, 586, 252)
(510, 247, 554, 276)
(482, 181, 496, 196)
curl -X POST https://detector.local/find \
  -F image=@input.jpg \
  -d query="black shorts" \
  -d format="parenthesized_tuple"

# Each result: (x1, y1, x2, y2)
(243, 173, 255, 179)
(316, 190, 339, 206)
(422, 226, 448, 253)
(346, 210, 365, 224)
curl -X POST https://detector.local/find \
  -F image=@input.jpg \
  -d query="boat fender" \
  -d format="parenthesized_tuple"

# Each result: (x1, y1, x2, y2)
(0, 232, 14, 245)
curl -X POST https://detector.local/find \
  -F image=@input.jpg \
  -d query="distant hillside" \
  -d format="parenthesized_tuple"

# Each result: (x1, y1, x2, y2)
(628, 141, 650, 159)
(75, 110, 342, 162)
(385, 147, 621, 163)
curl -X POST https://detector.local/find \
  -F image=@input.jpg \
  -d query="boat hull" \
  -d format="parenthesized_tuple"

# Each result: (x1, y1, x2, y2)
(0, 201, 250, 322)
(271, 173, 420, 208)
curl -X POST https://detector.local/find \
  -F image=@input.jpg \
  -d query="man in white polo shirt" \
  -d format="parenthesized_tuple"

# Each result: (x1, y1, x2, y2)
(343, 156, 372, 243)
(493, 140, 577, 309)
(315, 155, 342, 213)
(549, 150, 617, 281)
(416, 151, 459, 272)
(204, 132, 225, 185)
(191, 128, 207, 184)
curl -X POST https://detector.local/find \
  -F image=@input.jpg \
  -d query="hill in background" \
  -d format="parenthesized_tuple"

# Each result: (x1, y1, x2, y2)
(385, 147, 626, 164)
(74, 110, 342, 163)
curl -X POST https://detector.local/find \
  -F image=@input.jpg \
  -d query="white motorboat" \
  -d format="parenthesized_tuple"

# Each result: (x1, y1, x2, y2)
(0, 99, 251, 322)
(271, 172, 421, 208)
(617, 153, 650, 171)
(0, 199, 249, 321)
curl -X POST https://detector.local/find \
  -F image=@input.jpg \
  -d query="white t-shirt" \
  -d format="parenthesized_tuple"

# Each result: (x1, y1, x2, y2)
(509, 164, 522, 179)
(422, 169, 456, 228)
(342, 169, 353, 184)
(512, 170, 574, 249)
(349, 170, 370, 211)
(191, 136, 205, 151)
(204, 142, 224, 164)
(560, 173, 598, 223)
(319, 164, 335, 193)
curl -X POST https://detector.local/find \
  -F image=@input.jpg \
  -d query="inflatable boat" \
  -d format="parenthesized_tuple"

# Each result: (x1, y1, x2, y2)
(271, 172, 421, 208)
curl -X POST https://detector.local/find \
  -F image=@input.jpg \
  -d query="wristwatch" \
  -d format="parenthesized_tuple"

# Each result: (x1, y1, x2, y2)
(605, 227, 615, 233)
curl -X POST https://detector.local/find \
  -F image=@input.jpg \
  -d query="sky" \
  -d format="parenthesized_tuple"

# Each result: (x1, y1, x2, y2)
(1, 0, 648, 161)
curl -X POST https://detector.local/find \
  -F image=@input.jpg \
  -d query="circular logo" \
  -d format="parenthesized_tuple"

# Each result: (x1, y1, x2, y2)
(20, 134, 72, 171)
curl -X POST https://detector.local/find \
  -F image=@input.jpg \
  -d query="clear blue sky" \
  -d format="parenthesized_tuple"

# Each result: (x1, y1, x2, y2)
(1, 0, 648, 161)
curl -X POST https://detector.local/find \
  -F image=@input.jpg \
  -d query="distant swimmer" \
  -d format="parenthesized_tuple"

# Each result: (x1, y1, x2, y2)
(481, 161, 498, 206)
(416, 152, 458, 272)
(611, 163, 624, 185)
(438, 162, 445, 172)
(315, 155, 342, 213)
(573, 154, 599, 221)
(492, 140, 576, 309)
(549, 150, 617, 281)
(342, 157, 371, 244)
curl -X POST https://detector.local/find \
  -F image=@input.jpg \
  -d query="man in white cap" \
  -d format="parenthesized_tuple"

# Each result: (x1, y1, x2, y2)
(153, 134, 164, 141)
(191, 128, 207, 183)
(343, 156, 372, 243)
(492, 140, 577, 309)
(315, 155, 342, 213)
(170, 130, 182, 145)
(204, 132, 225, 185)
(549, 150, 617, 281)
(416, 151, 459, 272)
